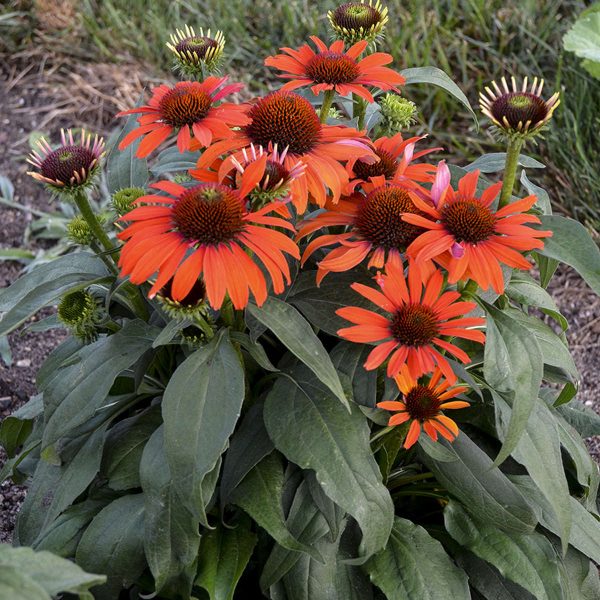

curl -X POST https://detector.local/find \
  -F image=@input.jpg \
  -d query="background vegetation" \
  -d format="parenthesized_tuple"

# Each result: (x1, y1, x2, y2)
(2, 0, 599, 226)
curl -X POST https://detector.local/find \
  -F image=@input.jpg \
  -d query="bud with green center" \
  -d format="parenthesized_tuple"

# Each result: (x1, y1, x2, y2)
(57, 289, 102, 343)
(328, 0, 389, 47)
(67, 214, 107, 246)
(112, 187, 146, 217)
(167, 25, 225, 79)
(379, 94, 417, 135)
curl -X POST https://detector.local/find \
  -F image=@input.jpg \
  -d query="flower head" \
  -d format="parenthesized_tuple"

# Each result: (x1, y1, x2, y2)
(117, 77, 249, 157)
(57, 289, 102, 343)
(167, 25, 225, 77)
(328, 0, 389, 46)
(117, 178, 299, 310)
(112, 187, 146, 216)
(27, 129, 105, 194)
(378, 365, 469, 448)
(479, 76, 559, 140)
(298, 179, 428, 282)
(404, 165, 552, 293)
(195, 91, 375, 212)
(265, 36, 404, 103)
(336, 263, 485, 381)
(156, 277, 213, 325)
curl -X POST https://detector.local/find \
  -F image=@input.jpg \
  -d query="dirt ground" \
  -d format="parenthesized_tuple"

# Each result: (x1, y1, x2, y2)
(1, 49, 599, 544)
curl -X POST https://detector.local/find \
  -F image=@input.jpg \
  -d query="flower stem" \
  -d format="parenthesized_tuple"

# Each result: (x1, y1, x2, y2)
(353, 93, 367, 130)
(499, 137, 524, 207)
(319, 90, 335, 123)
(461, 279, 479, 299)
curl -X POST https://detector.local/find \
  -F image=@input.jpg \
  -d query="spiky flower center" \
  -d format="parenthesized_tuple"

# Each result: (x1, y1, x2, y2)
(491, 92, 548, 129)
(175, 36, 218, 60)
(404, 385, 442, 421)
(172, 183, 245, 245)
(260, 160, 289, 190)
(305, 52, 360, 84)
(57, 290, 96, 325)
(390, 304, 439, 347)
(161, 278, 207, 307)
(353, 148, 397, 180)
(159, 84, 213, 127)
(355, 185, 424, 250)
(245, 92, 322, 155)
(40, 145, 96, 184)
(441, 198, 496, 244)
(332, 2, 382, 29)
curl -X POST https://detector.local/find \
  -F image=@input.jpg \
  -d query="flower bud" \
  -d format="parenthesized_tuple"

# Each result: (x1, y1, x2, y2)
(57, 289, 101, 343)
(167, 25, 225, 78)
(379, 94, 417, 134)
(67, 214, 105, 246)
(112, 187, 146, 216)
(328, 1, 389, 46)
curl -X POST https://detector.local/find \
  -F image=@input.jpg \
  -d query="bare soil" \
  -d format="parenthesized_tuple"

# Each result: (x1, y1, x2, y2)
(0, 47, 599, 544)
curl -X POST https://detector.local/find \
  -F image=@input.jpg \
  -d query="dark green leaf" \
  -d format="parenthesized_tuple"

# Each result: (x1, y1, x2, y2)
(557, 401, 600, 437)
(196, 519, 257, 600)
(464, 152, 544, 173)
(330, 342, 377, 408)
(150, 147, 198, 175)
(76, 494, 146, 600)
(420, 433, 537, 533)
(247, 298, 349, 408)
(0, 416, 33, 458)
(365, 517, 469, 600)
(140, 426, 200, 595)
(162, 329, 244, 523)
(444, 501, 562, 600)
(263, 361, 393, 562)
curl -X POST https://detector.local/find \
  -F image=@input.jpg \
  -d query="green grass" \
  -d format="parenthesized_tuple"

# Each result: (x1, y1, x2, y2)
(2, 0, 599, 224)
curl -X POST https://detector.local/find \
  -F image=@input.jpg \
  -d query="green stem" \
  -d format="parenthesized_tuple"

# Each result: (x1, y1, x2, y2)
(353, 93, 367, 130)
(370, 425, 394, 444)
(461, 279, 479, 300)
(319, 90, 335, 123)
(499, 137, 524, 207)
(73, 189, 116, 259)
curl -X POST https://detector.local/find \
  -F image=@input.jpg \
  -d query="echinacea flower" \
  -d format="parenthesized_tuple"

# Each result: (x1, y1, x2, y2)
(117, 77, 249, 157)
(328, 0, 389, 46)
(297, 177, 427, 282)
(195, 91, 375, 212)
(404, 164, 552, 293)
(27, 129, 105, 193)
(346, 133, 438, 193)
(479, 76, 559, 139)
(336, 263, 485, 381)
(156, 277, 212, 323)
(167, 25, 225, 76)
(265, 36, 404, 103)
(117, 179, 299, 310)
(378, 365, 469, 448)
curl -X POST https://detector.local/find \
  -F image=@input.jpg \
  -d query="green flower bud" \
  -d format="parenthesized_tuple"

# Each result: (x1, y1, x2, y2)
(328, 1, 389, 47)
(67, 214, 106, 246)
(57, 289, 101, 343)
(379, 94, 418, 134)
(167, 25, 225, 79)
(112, 187, 146, 216)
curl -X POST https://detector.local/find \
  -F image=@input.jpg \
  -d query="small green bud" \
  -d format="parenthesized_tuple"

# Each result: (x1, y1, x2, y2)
(112, 187, 146, 216)
(57, 289, 101, 343)
(379, 94, 418, 134)
(67, 214, 106, 246)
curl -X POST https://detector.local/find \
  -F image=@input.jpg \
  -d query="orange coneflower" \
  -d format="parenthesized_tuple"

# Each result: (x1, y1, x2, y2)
(117, 177, 299, 310)
(297, 176, 429, 283)
(194, 91, 375, 212)
(117, 77, 249, 158)
(264, 36, 404, 103)
(378, 365, 469, 448)
(403, 163, 552, 293)
(336, 263, 485, 381)
(346, 133, 438, 193)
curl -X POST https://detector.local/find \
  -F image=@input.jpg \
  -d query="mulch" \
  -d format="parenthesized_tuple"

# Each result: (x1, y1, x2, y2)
(0, 47, 598, 544)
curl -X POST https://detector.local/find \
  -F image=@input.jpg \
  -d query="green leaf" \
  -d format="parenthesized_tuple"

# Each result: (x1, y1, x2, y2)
(521, 170, 552, 214)
(365, 516, 469, 600)
(140, 426, 200, 595)
(481, 302, 543, 465)
(101, 406, 162, 490)
(76, 494, 146, 600)
(330, 341, 377, 408)
(40, 320, 157, 450)
(555, 543, 600, 600)
(464, 152, 544, 173)
(0, 565, 49, 600)
(220, 402, 274, 507)
(106, 99, 149, 193)
(564, 12, 600, 62)
(495, 397, 571, 552)
(263, 361, 394, 562)
(401, 66, 478, 126)
(557, 401, 600, 437)
(150, 147, 198, 175)
(196, 519, 257, 600)
(162, 329, 244, 523)
(231, 453, 322, 560)
(537, 215, 600, 296)
(419, 433, 538, 533)
(534, 252, 560, 288)
(513, 476, 600, 566)
(247, 297, 349, 408)
(506, 271, 567, 330)
(444, 501, 562, 600)
(0, 416, 33, 458)
(0, 252, 111, 336)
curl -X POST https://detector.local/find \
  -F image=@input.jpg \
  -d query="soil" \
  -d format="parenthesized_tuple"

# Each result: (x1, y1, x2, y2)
(1, 47, 599, 544)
